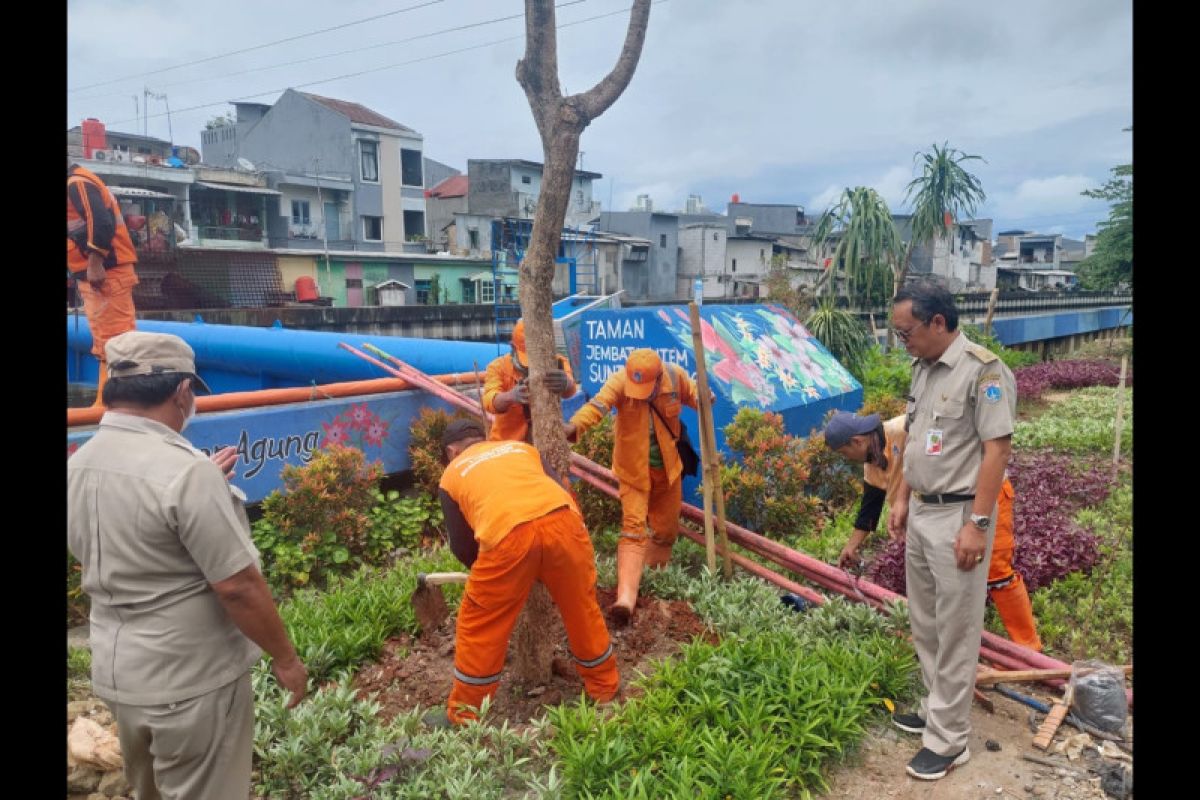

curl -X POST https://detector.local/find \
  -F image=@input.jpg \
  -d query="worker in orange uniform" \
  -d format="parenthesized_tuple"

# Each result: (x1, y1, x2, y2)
(482, 319, 577, 443)
(564, 349, 700, 624)
(68, 162, 140, 406)
(435, 419, 619, 725)
(822, 412, 1041, 651)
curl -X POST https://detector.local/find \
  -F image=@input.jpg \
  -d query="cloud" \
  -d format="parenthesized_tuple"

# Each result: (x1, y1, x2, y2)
(997, 175, 1098, 218)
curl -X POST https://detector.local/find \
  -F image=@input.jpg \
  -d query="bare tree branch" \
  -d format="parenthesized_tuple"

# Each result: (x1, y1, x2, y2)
(575, 0, 652, 122)
(516, 0, 562, 138)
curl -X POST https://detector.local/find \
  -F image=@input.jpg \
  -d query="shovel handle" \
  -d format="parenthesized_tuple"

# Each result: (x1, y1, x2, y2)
(419, 572, 469, 587)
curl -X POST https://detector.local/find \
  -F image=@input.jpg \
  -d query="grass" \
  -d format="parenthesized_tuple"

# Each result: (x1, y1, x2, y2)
(68, 646, 92, 700)
(1014, 386, 1132, 454)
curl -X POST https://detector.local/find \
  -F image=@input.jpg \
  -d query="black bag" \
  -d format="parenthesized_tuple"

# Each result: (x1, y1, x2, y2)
(650, 402, 700, 477)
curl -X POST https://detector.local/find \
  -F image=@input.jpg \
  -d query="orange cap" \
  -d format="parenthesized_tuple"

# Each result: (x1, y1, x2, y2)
(511, 319, 528, 366)
(624, 348, 662, 400)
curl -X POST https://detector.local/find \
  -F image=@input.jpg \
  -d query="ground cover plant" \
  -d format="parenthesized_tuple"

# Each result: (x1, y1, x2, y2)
(1013, 386, 1132, 454)
(1014, 359, 1132, 404)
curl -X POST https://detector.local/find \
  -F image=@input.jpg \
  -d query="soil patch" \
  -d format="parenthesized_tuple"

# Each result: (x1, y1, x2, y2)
(352, 586, 714, 727)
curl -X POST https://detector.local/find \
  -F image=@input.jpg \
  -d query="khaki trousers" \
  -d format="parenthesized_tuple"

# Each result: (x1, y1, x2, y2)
(107, 672, 254, 800)
(906, 499, 994, 755)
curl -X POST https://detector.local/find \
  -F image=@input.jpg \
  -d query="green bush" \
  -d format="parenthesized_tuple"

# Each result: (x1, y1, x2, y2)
(1014, 387, 1133, 454)
(407, 407, 479, 497)
(253, 670, 557, 799)
(548, 597, 916, 798)
(571, 415, 622, 537)
(67, 551, 88, 627)
(68, 646, 92, 699)
(279, 549, 464, 684)
(854, 345, 911, 408)
(961, 324, 1041, 371)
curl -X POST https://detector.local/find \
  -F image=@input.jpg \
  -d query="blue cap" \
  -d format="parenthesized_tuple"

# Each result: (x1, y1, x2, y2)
(822, 412, 881, 450)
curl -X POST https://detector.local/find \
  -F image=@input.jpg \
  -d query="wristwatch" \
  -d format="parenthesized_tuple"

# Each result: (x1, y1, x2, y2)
(969, 514, 991, 531)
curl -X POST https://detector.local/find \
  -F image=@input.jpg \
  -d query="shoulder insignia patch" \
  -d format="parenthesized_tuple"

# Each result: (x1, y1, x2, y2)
(964, 342, 999, 364)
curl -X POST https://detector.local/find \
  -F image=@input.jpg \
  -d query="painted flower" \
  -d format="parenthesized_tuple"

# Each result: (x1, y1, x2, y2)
(321, 420, 350, 448)
(347, 403, 372, 430)
(364, 419, 390, 447)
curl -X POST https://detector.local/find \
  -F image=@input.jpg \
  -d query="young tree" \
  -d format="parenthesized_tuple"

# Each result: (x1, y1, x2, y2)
(1077, 159, 1132, 290)
(510, 0, 652, 684)
(810, 186, 903, 306)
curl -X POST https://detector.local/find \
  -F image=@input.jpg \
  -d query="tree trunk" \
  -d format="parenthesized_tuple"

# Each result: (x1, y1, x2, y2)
(507, 0, 652, 687)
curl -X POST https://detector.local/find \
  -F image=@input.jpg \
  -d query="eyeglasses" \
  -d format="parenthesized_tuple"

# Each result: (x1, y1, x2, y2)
(893, 320, 928, 342)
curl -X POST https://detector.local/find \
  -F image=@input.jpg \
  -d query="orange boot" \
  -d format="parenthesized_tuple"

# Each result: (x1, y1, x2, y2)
(644, 536, 674, 569)
(612, 535, 647, 624)
(91, 360, 108, 407)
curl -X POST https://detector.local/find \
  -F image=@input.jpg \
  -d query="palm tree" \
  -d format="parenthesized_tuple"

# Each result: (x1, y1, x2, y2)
(810, 186, 904, 306)
(899, 142, 987, 287)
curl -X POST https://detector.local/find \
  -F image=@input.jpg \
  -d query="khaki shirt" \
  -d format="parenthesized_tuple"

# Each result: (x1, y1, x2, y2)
(864, 415, 909, 507)
(902, 333, 1016, 496)
(67, 414, 262, 705)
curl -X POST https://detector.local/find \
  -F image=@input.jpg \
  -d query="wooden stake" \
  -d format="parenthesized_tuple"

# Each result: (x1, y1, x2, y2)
(1112, 355, 1127, 476)
(472, 360, 491, 437)
(983, 288, 1000, 337)
(688, 307, 717, 571)
(977, 665, 1132, 687)
(688, 303, 732, 578)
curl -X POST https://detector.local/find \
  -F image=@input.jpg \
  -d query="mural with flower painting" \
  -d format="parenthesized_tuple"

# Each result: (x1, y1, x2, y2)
(654, 304, 859, 409)
(321, 402, 394, 451)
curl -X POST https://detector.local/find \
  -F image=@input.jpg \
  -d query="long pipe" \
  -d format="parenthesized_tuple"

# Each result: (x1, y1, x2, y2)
(67, 372, 485, 428)
(330, 345, 1130, 705)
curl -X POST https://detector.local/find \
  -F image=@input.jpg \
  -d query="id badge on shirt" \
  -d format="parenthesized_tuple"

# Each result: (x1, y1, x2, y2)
(925, 429, 944, 456)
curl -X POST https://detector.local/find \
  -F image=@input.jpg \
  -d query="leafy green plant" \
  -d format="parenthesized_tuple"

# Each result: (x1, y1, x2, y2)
(68, 646, 92, 699)
(1014, 387, 1132, 454)
(853, 344, 911, 405)
(407, 407, 479, 497)
(367, 490, 444, 557)
(961, 324, 1040, 371)
(570, 414, 622, 537)
(279, 549, 463, 684)
(805, 299, 873, 376)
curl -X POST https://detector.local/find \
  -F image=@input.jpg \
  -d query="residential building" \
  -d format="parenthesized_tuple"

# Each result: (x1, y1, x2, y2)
(466, 159, 602, 228)
(423, 157, 460, 192)
(199, 90, 427, 252)
(893, 214, 990, 292)
(596, 211, 680, 301)
(684, 194, 707, 214)
(678, 223, 728, 300)
(993, 231, 1080, 291)
(68, 125, 174, 161)
(426, 175, 469, 252)
(632, 194, 654, 212)
(725, 201, 811, 245)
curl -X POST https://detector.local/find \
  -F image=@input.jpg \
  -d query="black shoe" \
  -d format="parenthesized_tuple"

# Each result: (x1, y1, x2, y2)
(421, 709, 454, 729)
(892, 711, 926, 734)
(905, 746, 969, 780)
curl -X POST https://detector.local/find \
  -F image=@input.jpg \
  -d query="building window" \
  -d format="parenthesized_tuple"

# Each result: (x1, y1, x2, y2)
(468, 229, 480, 250)
(659, 234, 667, 248)
(360, 140, 379, 182)
(521, 175, 532, 185)
(415, 279, 431, 304)
(732, 259, 738, 272)
(362, 216, 383, 241)
(481, 279, 495, 303)
(462, 281, 477, 304)
(404, 210, 426, 241)
(713, 232, 719, 241)
(760, 249, 766, 262)
(291, 200, 311, 225)
(345, 278, 363, 289)
(401, 148, 422, 186)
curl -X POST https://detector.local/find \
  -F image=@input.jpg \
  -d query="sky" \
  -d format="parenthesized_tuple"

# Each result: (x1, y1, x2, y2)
(67, 0, 1132, 241)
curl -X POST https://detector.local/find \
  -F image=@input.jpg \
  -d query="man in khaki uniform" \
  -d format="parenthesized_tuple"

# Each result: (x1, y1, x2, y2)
(886, 283, 1015, 781)
(67, 331, 308, 800)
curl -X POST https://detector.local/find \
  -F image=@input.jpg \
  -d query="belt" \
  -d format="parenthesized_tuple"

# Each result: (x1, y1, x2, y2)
(915, 492, 975, 504)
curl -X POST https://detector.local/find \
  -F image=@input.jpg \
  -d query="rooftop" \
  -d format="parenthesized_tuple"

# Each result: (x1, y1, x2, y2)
(300, 92, 417, 133)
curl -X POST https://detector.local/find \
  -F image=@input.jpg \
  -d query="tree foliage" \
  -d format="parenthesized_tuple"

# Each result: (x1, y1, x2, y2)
(1077, 160, 1132, 290)
(811, 186, 901, 306)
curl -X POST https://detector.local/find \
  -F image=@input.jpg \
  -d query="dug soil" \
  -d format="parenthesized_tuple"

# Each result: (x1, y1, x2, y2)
(352, 585, 716, 727)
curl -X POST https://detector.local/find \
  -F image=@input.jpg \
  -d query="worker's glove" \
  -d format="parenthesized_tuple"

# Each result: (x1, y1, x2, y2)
(545, 369, 572, 395)
(510, 382, 531, 405)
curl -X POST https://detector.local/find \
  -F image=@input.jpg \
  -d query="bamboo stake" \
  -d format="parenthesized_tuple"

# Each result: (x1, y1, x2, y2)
(1112, 355, 1128, 476)
(983, 288, 1000, 337)
(688, 303, 732, 578)
(687, 304, 717, 572)
(472, 360, 491, 437)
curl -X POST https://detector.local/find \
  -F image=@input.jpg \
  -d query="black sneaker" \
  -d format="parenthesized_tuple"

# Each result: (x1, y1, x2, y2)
(892, 711, 926, 734)
(421, 709, 454, 729)
(905, 746, 970, 780)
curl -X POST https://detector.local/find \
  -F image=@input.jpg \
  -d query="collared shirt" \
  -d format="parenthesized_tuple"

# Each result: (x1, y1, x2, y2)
(67, 413, 261, 706)
(864, 415, 909, 507)
(902, 333, 1017, 496)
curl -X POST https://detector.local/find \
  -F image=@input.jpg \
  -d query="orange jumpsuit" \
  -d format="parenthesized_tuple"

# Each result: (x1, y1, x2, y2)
(482, 351, 576, 443)
(438, 440, 618, 723)
(68, 166, 140, 363)
(568, 363, 699, 565)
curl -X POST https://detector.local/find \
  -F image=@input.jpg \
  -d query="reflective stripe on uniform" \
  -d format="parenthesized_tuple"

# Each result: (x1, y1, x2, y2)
(453, 667, 503, 686)
(573, 642, 613, 669)
(987, 575, 1015, 591)
(617, 531, 649, 541)
(588, 399, 610, 413)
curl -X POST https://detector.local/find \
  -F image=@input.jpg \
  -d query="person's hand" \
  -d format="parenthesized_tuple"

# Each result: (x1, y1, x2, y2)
(954, 522, 987, 571)
(510, 382, 530, 405)
(86, 252, 106, 288)
(563, 422, 578, 443)
(837, 543, 861, 570)
(209, 446, 238, 481)
(272, 655, 308, 709)
(545, 369, 571, 395)
(887, 501, 908, 543)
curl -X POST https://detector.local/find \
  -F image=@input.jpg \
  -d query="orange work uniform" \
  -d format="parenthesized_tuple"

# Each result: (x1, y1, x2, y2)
(437, 440, 618, 723)
(482, 351, 576, 443)
(67, 166, 140, 368)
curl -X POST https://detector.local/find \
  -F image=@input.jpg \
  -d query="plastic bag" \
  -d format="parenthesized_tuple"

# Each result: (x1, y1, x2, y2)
(1069, 659, 1128, 734)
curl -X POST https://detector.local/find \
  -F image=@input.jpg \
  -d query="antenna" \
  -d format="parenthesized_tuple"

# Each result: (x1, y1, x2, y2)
(237, 157, 256, 172)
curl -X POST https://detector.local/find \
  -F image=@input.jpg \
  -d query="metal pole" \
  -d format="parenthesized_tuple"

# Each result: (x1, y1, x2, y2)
(314, 158, 331, 296)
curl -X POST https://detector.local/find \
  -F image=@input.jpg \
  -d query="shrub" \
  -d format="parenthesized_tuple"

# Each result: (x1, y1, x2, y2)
(720, 408, 824, 539)
(961, 324, 1040, 371)
(854, 345, 911, 408)
(570, 415, 622, 536)
(67, 551, 88, 627)
(68, 646, 91, 698)
(1014, 359, 1133, 404)
(860, 392, 906, 422)
(407, 407, 479, 497)
(252, 445, 384, 593)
